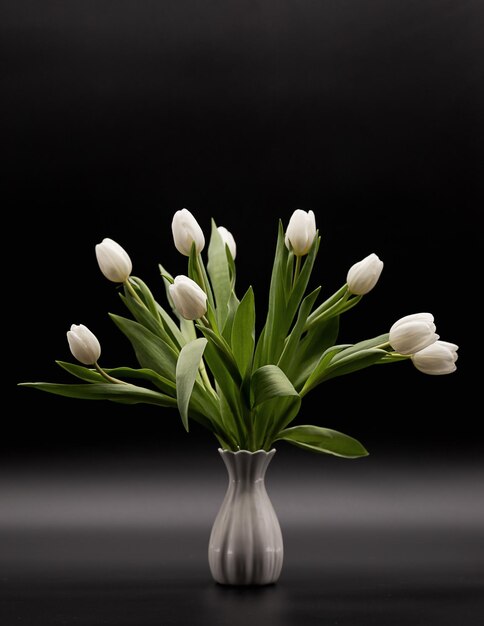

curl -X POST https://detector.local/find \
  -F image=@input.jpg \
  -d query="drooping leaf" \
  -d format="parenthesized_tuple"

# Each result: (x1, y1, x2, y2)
(231, 286, 255, 379)
(176, 338, 208, 432)
(251, 364, 300, 408)
(56, 361, 176, 395)
(20, 382, 177, 407)
(275, 425, 369, 458)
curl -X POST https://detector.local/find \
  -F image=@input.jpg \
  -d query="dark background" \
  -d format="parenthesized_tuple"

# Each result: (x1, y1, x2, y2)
(1, 2, 482, 624)
(4, 0, 479, 456)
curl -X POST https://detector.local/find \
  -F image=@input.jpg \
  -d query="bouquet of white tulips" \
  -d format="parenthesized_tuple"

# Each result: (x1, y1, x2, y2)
(22, 210, 458, 456)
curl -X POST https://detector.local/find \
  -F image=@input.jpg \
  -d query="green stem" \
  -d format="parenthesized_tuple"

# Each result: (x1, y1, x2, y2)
(199, 357, 217, 398)
(195, 254, 211, 302)
(94, 362, 126, 384)
(293, 255, 302, 288)
(305, 284, 348, 328)
(124, 279, 145, 307)
(373, 341, 391, 350)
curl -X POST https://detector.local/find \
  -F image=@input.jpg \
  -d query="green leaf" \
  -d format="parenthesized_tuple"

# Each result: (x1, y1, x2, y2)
(221, 290, 240, 342)
(293, 315, 340, 390)
(277, 287, 320, 377)
(251, 365, 301, 448)
(231, 286, 255, 379)
(120, 292, 181, 353)
(251, 364, 300, 408)
(256, 221, 290, 366)
(207, 220, 232, 327)
(176, 338, 208, 432)
(20, 382, 177, 408)
(128, 276, 160, 318)
(56, 361, 104, 383)
(109, 314, 177, 381)
(104, 367, 176, 395)
(195, 324, 242, 386)
(330, 333, 389, 362)
(285, 235, 320, 327)
(201, 340, 246, 442)
(56, 361, 176, 395)
(275, 425, 369, 458)
(188, 242, 215, 310)
(302, 347, 387, 394)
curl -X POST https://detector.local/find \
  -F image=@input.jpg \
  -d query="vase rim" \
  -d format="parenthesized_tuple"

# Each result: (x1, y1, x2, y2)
(218, 448, 276, 456)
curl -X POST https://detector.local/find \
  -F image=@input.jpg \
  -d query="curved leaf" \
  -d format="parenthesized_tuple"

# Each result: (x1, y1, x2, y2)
(251, 365, 299, 408)
(20, 382, 177, 407)
(275, 425, 369, 458)
(176, 338, 208, 432)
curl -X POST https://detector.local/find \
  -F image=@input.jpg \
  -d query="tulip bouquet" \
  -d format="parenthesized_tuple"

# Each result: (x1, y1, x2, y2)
(22, 210, 458, 456)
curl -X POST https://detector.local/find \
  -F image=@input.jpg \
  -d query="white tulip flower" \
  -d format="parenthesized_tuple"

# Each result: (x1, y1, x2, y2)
(346, 253, 384, 295)
(412, 340, 459, 375)
(172, 209, 205, 256)
(217, 226, 237, 259)
(169, 275, 207, 320)
(67, 324, 101, 365)
(285, 209, 317, 256)
(95, 238, 132, 283)
(389, 313, 439, 355)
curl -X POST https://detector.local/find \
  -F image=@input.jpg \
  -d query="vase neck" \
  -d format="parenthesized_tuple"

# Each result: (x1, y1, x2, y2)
(219, 449, 276, 483)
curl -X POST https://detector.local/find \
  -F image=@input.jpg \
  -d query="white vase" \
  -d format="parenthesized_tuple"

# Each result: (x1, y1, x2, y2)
(208, 448, 283, 586)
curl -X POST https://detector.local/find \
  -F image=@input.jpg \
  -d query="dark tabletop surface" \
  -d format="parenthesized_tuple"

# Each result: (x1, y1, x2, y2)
(1, 451, 483, 625)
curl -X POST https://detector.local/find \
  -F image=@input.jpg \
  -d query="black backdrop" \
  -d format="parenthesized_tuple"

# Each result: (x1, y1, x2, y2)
(4, 0, 479, 458)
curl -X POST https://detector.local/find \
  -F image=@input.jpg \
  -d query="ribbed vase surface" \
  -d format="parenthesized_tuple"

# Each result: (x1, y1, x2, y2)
(208, 448, 283, 586)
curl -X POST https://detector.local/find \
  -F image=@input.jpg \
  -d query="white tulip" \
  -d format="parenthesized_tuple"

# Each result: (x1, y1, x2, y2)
(67, 324, 101, 365)
(285, 209, 317, 256)
(172, 209, 205, 256)
(412, 340, 459, 375)
(95, 238, 132, 283)
(347, 253, 384, 295)
(217, 226, 237, 259)
(389, 313, 439, 355)
(169, 275, 207, 320)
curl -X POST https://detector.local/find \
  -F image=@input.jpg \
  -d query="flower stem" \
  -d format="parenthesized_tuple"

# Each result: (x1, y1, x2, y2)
(94, 362, 126, 384)
(124, 279, 145, 307)
(374, 341, 391, 350)
(293, 255, 302, 288)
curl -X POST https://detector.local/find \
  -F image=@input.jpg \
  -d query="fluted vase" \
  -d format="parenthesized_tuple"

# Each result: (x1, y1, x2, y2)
(208, 448, 283, 586)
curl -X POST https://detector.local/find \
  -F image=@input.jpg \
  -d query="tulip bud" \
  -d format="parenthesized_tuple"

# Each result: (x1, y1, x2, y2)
(67, 324, 101, 365)
(285, 209, 317, 256)
(172, 209, 205, 256)
(389, 313, 439, 355)
(411, 340, 459, 375)
(347, 253, 384, 295)
(95, 238, 132, 283)
(217, 226, 237, 259)
(169, 275, 207, 320)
